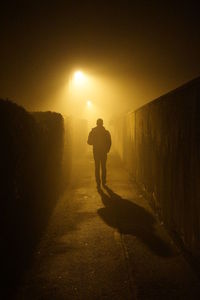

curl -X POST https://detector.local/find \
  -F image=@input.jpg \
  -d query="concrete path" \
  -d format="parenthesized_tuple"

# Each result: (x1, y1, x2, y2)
(15, 152, 200, 299)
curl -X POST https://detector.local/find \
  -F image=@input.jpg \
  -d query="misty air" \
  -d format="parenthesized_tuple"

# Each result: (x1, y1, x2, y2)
(1, 1, 200, 299)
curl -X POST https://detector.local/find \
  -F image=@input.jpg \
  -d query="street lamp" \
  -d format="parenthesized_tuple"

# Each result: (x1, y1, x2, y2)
(87, 100, 92, 108)
(73, 70, 86, 86)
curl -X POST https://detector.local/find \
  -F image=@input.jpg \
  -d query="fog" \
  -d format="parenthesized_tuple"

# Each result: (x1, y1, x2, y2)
(1, 1, 200, 126)
(1, 3, 200, 296)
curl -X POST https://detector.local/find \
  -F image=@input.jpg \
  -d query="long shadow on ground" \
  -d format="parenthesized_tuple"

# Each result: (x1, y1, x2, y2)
(97, 186, 173, 257)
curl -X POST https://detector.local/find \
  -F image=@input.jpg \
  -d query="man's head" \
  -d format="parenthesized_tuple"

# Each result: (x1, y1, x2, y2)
(96, 118, 103, 127)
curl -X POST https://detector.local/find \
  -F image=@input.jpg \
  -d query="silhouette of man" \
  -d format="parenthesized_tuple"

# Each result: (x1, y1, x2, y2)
(87, 119, 111, 188)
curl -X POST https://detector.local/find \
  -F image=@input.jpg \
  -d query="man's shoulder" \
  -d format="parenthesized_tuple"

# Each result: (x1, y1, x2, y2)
(105, 129, 111, 135)
(92, 126, 102, 132)
(91, 127, 97, 132)
(91, 126, 110, 135)
(89, 127, 96, 132)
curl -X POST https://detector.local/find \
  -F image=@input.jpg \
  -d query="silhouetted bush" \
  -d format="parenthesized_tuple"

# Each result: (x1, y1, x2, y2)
(0, 99, 64, 290)
(32, 111, 64, 211)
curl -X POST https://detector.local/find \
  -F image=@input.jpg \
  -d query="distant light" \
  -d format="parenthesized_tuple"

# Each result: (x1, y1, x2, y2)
(87, 100, 92, 108)
(73, 71, 85, 84)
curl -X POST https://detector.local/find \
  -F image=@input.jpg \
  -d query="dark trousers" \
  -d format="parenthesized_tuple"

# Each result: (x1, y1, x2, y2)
(93, 151, 107, 185)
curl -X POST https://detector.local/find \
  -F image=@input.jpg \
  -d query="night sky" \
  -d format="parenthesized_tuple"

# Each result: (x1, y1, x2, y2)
(1, 0, 200, 117)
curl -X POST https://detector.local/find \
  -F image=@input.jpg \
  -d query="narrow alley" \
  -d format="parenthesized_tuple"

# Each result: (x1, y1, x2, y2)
(1, 2, 200, 299)
(14, 152, 200, 300)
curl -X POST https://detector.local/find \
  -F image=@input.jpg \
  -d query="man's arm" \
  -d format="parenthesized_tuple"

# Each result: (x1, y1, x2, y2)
(87, 130, 94, 145)
(106, 131, 111, 152)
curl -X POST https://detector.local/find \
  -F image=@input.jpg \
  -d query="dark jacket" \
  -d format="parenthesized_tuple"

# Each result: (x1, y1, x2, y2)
(87, 126, 111, 154)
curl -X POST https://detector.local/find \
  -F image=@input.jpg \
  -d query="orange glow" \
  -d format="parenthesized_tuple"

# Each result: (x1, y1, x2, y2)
(73, 71, 86, 85)
(61, 68, 133, 126)
(87, 100, 92, 108)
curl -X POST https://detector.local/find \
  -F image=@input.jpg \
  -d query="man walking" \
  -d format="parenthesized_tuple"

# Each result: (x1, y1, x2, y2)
(87, 118, 111, 188)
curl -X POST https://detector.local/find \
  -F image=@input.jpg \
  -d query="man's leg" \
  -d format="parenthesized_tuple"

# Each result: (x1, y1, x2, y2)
(101, 153, 107, 185)
(94, 155, 101, 186)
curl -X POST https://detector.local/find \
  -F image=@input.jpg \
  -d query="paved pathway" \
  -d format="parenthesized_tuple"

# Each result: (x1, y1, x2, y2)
(15, 152, 200, 299)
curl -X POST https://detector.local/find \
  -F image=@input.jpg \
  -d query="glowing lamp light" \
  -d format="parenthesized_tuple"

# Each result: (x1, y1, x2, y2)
(73, 70, 85, 85)
(87, 100, 92, 108)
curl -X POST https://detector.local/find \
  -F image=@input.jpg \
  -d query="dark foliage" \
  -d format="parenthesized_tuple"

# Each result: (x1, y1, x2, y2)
(0, 99, 64, 293)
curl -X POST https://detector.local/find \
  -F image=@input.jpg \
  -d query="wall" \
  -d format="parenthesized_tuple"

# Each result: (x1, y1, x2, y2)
(112, 77, 200, 257)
